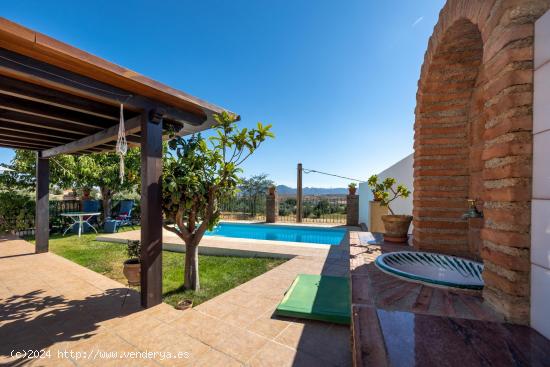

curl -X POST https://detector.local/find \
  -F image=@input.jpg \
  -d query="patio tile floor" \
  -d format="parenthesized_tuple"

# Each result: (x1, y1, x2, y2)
(0, 234, 351, 366)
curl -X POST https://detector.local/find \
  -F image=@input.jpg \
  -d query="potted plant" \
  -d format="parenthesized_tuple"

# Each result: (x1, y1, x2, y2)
(348, 182, 357, 195)
(369, 176, 412, 243)
(123, 240, 141, 286)
(367, 175, 389, 233)
(268, 185, 276, 195)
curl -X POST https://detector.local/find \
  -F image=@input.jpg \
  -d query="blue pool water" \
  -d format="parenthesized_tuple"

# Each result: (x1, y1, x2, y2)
(205, 223, 346, 245)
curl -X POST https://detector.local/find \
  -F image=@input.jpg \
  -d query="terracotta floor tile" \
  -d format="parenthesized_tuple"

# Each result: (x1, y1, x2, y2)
(223, 305, 265, 328)
(213, 327, 269, 362)
(247, 314, 292, 339)
(193, 299, 236, 319)
(111, 312, 165, 342)
(274, 321, 331, 350)
(194, 348, 242, 367)
(248, 341, 326, 367)
(172, 310, 234, 346)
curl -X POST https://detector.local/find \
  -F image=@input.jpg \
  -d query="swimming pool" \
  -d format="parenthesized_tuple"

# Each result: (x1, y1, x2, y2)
(205, 222, 346, 245)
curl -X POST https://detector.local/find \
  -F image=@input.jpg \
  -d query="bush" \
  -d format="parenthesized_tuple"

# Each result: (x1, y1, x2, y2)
(0, 192, 35, 232)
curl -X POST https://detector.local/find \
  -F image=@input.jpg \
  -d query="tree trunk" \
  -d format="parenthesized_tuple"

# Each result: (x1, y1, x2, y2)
(184, 241, 200, 290)
(100, 187, 112, 221)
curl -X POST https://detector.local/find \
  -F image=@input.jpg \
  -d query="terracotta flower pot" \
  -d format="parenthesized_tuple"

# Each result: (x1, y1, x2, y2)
(381, 215, 413, 243)
(268, 186, 276, 195)
(349, 187, 357, 195)
(123, 259, 141, 286)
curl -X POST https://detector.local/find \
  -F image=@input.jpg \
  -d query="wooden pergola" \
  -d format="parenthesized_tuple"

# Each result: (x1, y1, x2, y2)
(0, 18, 233, 308)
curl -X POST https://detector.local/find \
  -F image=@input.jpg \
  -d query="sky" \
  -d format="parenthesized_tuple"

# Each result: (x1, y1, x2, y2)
(1, 0, 446, 187)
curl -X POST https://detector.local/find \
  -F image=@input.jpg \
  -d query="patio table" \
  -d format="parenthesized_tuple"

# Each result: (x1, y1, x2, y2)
(61, 212, 101, 237)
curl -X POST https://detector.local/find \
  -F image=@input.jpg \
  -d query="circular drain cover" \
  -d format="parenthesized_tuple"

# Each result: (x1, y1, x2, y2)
(375, 251, 484, 290)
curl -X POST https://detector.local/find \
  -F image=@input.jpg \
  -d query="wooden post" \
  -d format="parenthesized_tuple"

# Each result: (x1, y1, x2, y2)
(297, 163, 303, 223)
(35, 152, 49, 253)
(140, 110, 163, 308)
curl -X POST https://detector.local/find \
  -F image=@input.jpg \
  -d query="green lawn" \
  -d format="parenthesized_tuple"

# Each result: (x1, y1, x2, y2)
(28, 228, 286, 306)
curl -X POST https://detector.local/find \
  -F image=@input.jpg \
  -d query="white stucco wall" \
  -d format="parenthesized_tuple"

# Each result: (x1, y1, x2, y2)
(359, 153, 414, 230)
(531, 10, 550, 340)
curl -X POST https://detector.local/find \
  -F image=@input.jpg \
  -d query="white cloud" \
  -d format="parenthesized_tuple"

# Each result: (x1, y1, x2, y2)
(412, 16, 424, 27)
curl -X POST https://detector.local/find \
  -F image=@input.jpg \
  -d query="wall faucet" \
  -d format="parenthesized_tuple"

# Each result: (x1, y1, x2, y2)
(462, 199, 483, 219)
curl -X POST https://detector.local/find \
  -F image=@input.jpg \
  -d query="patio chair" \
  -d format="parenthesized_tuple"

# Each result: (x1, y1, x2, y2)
(110, 200, 135, 229)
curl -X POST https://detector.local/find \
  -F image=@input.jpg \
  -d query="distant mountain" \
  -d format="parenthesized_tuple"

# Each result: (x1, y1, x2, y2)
(276, 185, 347, 196)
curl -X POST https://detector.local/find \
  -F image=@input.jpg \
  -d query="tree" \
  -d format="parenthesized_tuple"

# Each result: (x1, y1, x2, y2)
(2, 149, 141, 220)
(0, 150, 77, 190)
(162, 112, 274, 290)
(77, 151, 141, 219)
(238, 173, 274, 216)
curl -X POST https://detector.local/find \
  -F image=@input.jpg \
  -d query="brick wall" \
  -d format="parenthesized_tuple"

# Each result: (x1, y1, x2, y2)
(413, 0, 550, 324)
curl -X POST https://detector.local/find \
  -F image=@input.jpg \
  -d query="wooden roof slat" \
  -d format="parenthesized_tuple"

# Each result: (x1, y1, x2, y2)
(0, 94, 116, 129)
(0, 137, 54, 148)
(0, 110, 99, 135)
(0, 142, 40, 150)
(0, 74, 124, 120)
(0, 127, 72, 144)
(0, 118, 85, 139)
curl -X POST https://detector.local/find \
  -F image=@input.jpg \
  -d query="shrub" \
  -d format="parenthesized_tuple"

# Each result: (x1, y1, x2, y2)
(0, 192, 35, 233)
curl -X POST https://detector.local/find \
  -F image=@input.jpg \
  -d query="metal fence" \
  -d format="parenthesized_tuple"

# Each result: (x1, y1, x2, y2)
(0, 200, 82, 237)
(277, 196, 297, 222)
(219, 195, 266, 221)
(1, 199, 140, 237)
(278, 195, 347, 224)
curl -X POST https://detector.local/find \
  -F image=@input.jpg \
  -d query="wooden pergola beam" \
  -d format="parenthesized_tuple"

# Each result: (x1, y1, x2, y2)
(140, 110, 163, 308)
(0, 48, 204, 126)
(35, 152, 49, 253)
(41, 115, 141, 158)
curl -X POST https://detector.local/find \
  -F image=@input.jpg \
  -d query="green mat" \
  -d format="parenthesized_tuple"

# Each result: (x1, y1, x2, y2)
(275, 274, 350, 325)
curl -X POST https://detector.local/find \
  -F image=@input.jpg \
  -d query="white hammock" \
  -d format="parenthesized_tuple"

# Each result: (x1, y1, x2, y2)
(116, 104, 128, 184)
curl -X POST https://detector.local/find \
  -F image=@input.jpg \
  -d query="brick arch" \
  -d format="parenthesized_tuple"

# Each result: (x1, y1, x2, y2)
(414, 18, 483, 257)
(413, 0, 550, 324)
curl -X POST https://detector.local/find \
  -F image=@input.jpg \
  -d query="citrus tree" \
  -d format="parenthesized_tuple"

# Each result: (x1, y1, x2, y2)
(162, 112, 274, 290)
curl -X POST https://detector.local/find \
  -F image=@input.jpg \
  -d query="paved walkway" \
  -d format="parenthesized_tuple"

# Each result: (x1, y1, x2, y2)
(0, 235, 351, 366)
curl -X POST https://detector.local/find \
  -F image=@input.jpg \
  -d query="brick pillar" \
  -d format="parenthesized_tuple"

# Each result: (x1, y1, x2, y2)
(266, 189, 278, 223)
(346, 194, 359, 226)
